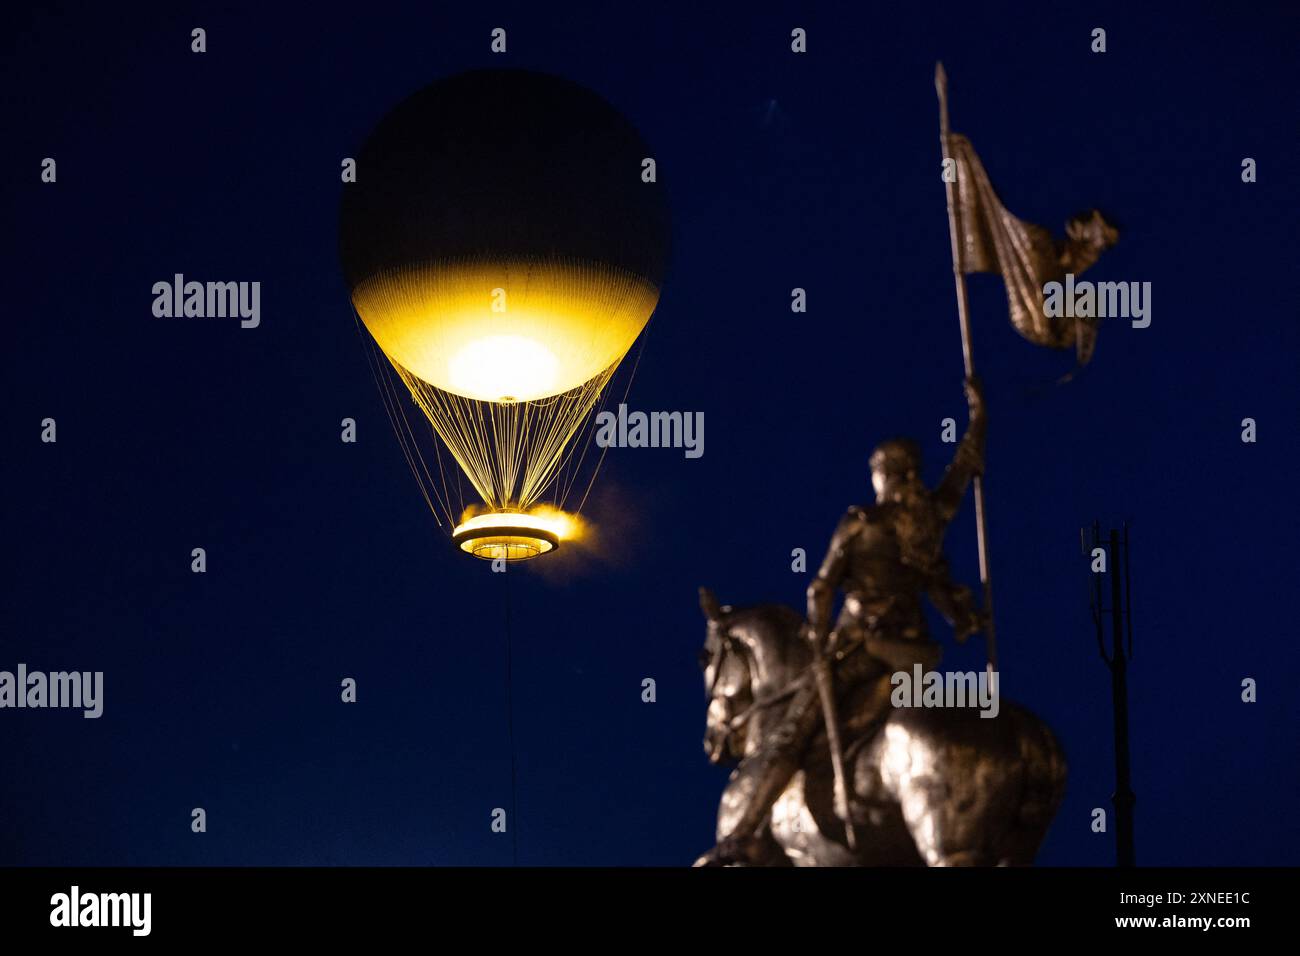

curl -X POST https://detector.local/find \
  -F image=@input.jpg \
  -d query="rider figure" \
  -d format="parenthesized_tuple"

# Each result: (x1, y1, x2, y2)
(704, 377, 987, 865)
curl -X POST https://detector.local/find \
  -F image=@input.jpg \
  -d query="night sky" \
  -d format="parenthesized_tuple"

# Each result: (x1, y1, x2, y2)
(2, 2, 1297, 867)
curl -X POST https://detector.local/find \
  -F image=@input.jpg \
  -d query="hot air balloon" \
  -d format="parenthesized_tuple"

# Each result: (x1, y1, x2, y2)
(340, 70, 669, 561)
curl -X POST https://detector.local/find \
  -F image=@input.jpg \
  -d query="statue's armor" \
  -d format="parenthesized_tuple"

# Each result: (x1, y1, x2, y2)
(837, 498, 944, 637)
(813, 491, 952, 679)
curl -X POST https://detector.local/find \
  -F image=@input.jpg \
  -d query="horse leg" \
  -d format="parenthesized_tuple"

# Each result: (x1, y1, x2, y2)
(699, 682, 825, 866)
(695, 746, 803, 866)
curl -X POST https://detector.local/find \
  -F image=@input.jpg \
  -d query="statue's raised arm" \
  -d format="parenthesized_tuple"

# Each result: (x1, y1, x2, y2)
(932, 376, 987, 525)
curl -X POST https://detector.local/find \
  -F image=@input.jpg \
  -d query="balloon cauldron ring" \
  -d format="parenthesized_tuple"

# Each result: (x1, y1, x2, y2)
(452, 511, 561, 562)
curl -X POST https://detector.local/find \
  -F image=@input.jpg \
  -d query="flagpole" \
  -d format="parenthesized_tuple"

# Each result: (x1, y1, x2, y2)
(935, 61, 998, 675)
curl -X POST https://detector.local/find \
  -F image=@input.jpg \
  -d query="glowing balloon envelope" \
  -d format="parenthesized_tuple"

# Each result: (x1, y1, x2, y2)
(340, 69, 669, 560)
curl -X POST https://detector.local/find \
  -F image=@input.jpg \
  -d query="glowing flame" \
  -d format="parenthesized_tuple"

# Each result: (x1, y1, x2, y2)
(522, 505, 586, 544)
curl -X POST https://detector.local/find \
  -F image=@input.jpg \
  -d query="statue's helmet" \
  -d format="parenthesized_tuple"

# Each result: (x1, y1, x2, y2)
(870, 438, 922, 477)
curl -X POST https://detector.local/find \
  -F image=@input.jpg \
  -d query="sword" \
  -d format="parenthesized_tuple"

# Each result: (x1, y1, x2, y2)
(808, 626, 859, 851)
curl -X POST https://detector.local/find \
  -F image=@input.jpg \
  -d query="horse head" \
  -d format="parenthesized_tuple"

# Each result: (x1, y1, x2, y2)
(698, 588, 752, 765)
(698, 587, 806, 765)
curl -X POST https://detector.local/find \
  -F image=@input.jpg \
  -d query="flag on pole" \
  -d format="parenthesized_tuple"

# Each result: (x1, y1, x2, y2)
(949, 133, 1119, 367)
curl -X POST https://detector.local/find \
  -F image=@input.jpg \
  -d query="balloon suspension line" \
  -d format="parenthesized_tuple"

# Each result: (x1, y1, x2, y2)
(504, 569, 519, 866)
(353, 309, 450, 527)
(570, 322, 653, 515)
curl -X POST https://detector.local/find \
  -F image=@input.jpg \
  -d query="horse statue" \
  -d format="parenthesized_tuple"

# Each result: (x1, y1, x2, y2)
(696, 589, 1067, 866)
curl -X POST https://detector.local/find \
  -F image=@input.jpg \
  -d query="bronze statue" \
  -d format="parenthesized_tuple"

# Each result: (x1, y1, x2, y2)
(695, 379, 1066, 866)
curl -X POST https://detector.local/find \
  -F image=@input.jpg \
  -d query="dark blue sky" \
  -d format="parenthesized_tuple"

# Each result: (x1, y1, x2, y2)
(2, 1, 1296, 866)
